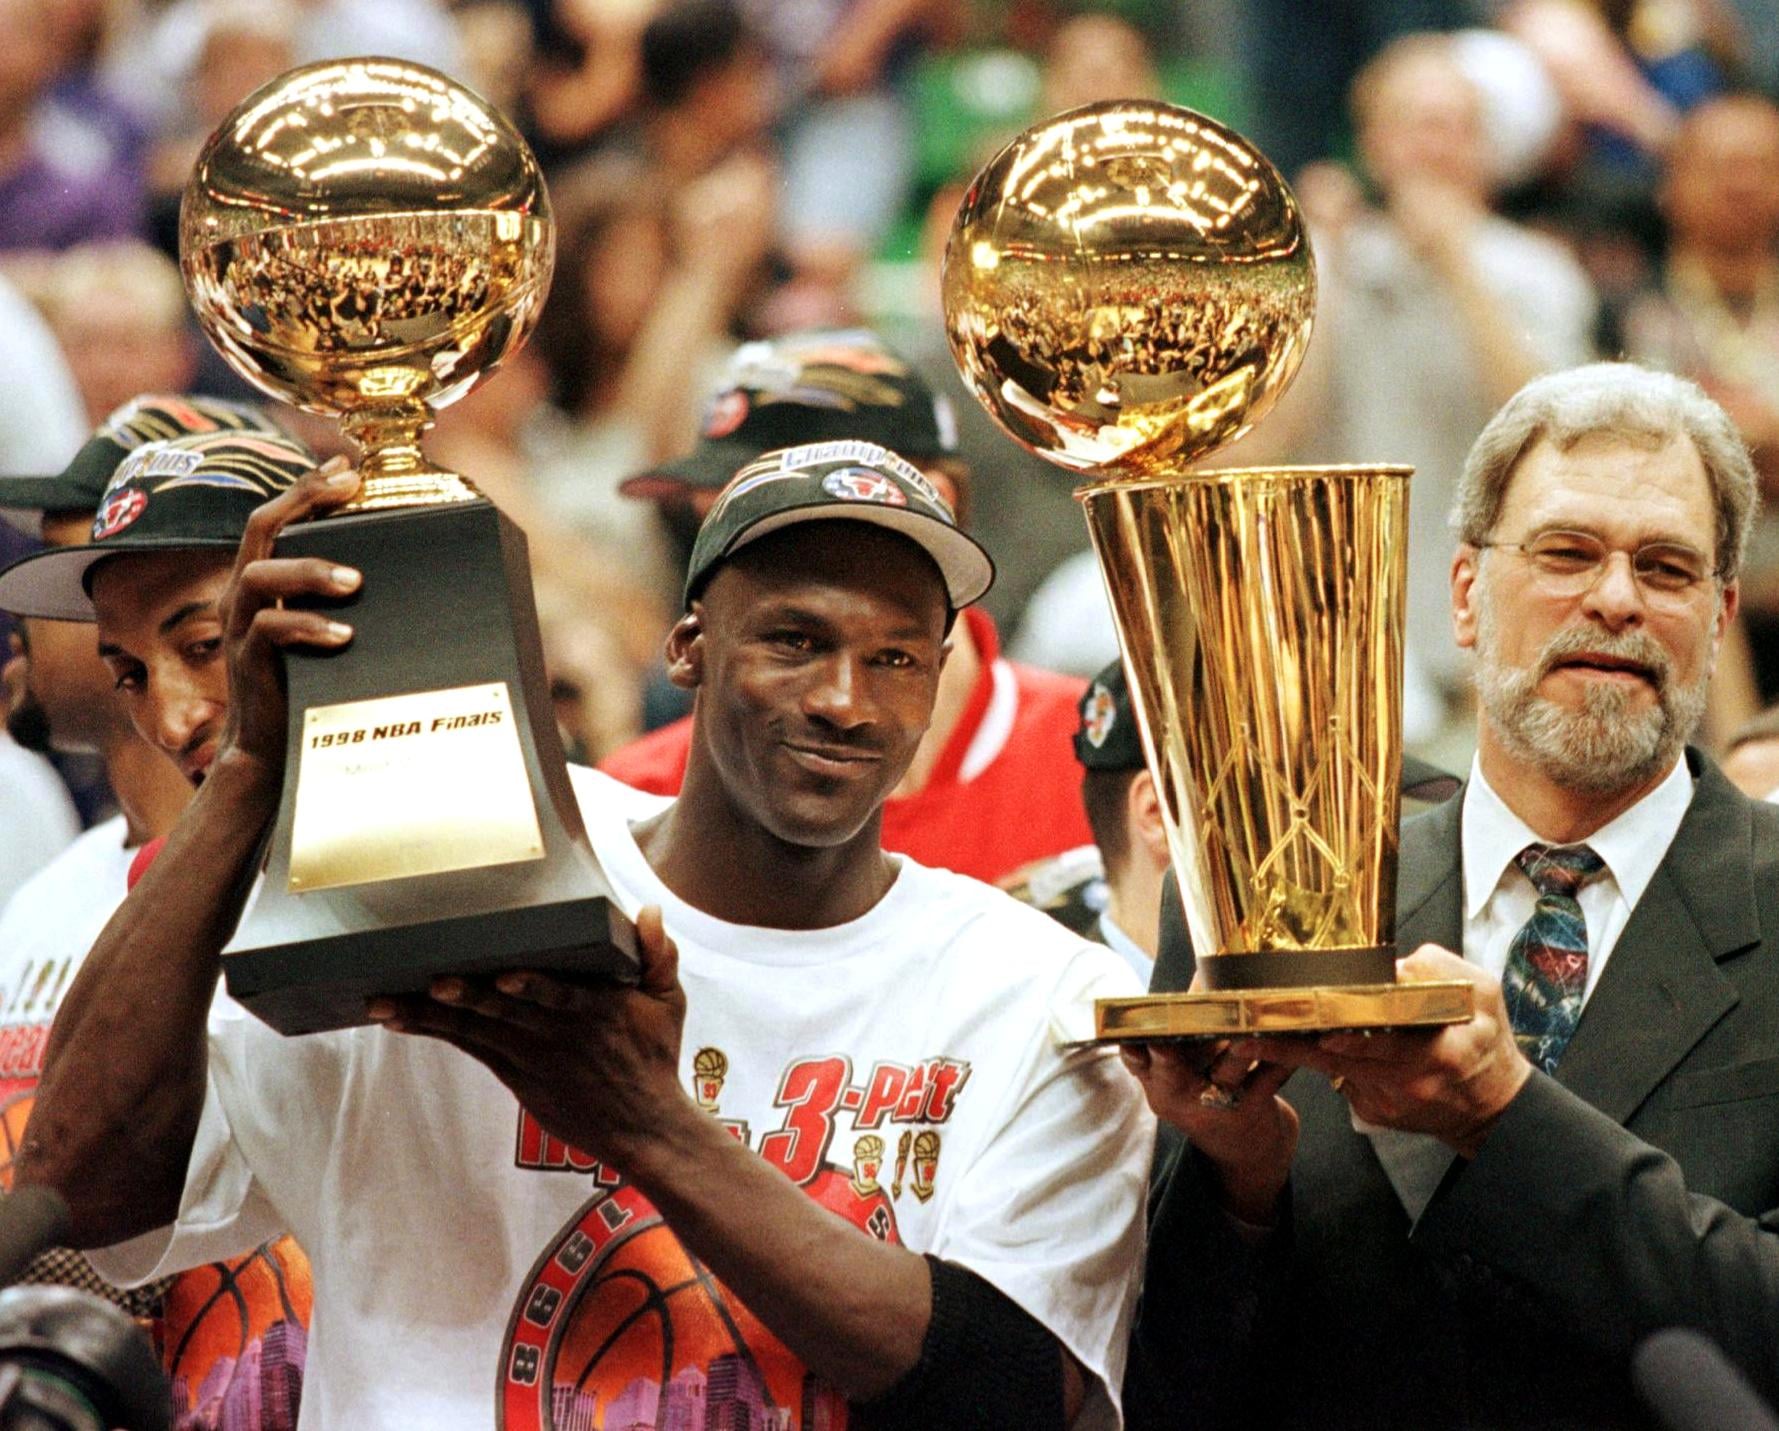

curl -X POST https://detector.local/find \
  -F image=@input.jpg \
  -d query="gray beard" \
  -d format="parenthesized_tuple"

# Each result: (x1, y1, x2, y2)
(1473, 614, 1708, 796)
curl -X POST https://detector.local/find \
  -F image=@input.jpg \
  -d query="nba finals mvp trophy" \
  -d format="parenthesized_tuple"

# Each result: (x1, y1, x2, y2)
(182, 58, 635, 1034)
(944, 102, 1473, 1040)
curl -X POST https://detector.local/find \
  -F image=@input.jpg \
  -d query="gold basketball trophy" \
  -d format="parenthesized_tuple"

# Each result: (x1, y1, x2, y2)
(944, 102, 1472, 1040)
(183, 58, 635, 1033)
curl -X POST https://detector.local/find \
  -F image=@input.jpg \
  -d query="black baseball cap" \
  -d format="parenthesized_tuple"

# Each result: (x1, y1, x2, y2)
(1074, 659, 1145, 771)
(0, 394, 287, 537)
(0, 431, 318, 621)
(683, 440, 993, 609)
(622, 328, 959, 498)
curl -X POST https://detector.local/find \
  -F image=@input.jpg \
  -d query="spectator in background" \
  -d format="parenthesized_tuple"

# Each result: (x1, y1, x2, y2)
(1016, 30, 1600, 721)
(0, 697, 79, 910)
(521, 156, 775, 714)
(1721, 702, 1779, 799)
(1003, 660, 1169, 979)
(742, 0, 955, 294)
(1039, 10, 1161, 116)
(602, 327, 1096, 885)
(0, 265, 87, 657)
(1625, 94, 1779, 703)
(0, 0, 145, 252)
(142, 0, 297, 256)
(33, 242, 198, 425)
(637, 1, 774, 190)
(1228, 31, 1596, 745)
(525, 0, 652, 159)
(115, 0, 463, 142)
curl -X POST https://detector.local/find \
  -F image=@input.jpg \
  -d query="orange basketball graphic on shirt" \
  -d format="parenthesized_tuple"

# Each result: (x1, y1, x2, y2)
(160, 1237, 313, 1425)
(0, 1086, 34, 1188)
(501, 1168, 898, 1430)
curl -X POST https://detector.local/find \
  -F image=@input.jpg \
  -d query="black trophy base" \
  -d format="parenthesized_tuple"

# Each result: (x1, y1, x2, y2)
(221, 498, 639, 1036)
(225, 893, 636, 1036)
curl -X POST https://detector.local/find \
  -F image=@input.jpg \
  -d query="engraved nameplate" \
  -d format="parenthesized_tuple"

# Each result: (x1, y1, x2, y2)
(288, 682, 544, 892)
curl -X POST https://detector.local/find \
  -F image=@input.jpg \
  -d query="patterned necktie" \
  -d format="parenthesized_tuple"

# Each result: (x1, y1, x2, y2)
(1502, 843, 1606, 1074)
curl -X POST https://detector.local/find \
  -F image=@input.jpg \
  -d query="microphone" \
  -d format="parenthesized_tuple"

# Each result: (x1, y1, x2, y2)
(0, 1190, 69, 1291)
(0, 1286, 169, 1431)
(1633, 1327, 1779, 1431)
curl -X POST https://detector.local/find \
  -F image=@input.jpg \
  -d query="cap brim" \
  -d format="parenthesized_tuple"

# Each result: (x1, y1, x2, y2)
(0, 475, 97, 538)
(620, 440, 768, 498)
(0, 537, 240, 621)
(727, 504, 994, 609)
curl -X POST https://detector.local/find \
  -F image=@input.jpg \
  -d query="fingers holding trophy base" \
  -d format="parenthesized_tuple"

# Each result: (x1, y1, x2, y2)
(941, 102, 1472, 1044)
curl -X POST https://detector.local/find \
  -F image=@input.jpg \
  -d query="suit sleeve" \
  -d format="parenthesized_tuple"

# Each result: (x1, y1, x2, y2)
(1123, 872, 1293, 1428)
(1414, 1071, 1779, 1403)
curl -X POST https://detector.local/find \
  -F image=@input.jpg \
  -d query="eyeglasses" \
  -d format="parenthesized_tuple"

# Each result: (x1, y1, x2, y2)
(1475, 529, 1719, 606)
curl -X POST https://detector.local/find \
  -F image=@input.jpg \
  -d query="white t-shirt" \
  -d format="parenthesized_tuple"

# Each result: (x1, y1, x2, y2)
(0, 815, 132, 1148)
(95, 770, 1153, 1429)
(0, 734, 80, 910)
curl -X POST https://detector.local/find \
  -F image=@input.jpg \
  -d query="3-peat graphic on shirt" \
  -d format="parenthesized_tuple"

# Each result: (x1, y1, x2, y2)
(501, 1040, 974, 1430)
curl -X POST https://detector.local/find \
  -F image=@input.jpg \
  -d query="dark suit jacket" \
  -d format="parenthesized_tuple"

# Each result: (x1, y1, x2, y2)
(1126, 750, 1779, 1430)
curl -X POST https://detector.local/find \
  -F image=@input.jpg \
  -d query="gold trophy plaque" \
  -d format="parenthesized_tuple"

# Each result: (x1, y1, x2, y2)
(943, 102, 1472, 1041)
(183, 58, 636, 1034)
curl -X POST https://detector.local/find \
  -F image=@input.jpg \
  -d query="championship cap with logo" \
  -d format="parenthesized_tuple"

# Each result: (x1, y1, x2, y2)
(621, 328, 959, 498)
(0, 430, 318, 621)
(683, 440, 993, 609)
(1074, 659, 1145, 772)
(0, 394, 288, 537)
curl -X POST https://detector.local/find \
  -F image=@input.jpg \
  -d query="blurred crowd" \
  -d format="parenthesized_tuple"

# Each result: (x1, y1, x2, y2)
(5, 0, 1779, 840)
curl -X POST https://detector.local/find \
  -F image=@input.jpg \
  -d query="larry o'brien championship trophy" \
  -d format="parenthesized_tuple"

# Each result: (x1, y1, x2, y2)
(944, 102, 1473, 1040)
(182, 58, 636, 1034)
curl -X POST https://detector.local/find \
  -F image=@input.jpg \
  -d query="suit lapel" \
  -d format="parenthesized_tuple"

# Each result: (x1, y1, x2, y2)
(1394, 793, 1465, 956)
(1556, 753, 1755, 1123)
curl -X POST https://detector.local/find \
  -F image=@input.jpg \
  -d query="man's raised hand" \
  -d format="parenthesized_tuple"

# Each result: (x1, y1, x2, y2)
(216, 458, 363, 785)
(366, 906, 693, 1173)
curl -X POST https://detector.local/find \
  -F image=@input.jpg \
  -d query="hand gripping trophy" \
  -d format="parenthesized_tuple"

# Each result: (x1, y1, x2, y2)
(182, 59, 635, 1034)
(943, 102, 1473, 1039)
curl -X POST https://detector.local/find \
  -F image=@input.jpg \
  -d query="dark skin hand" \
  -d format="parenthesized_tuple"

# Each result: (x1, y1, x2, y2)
(18, 460, 363, 1244)
(1124, 948, 1529, 1221)
(1121, 1041, 1299, 1225)
(363, 915, 963, 1403)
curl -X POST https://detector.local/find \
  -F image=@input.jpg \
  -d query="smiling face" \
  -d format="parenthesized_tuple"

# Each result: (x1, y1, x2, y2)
(673, 522, 948, 850)
(89, 550, 234, 786)
(1453, 431, 1735, 797)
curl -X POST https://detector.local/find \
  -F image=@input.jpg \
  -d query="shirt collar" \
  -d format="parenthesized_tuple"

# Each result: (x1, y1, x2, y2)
(1461, 753, 1694, 919)
(1097, 913, 1154, 986)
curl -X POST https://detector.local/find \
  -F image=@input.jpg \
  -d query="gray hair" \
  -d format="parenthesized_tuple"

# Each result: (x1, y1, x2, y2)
(1451, 362, 1759, 579)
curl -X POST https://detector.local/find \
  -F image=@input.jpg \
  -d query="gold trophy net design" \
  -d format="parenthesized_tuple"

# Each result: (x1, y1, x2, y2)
(943, 102, 1473, 1039)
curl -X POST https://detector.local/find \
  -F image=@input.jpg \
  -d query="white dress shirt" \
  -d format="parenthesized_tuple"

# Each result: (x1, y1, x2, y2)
(1358, 753, 1695, 1222)
(1460, 753, 1694, 1002)
(1097, 911, 1154, 988)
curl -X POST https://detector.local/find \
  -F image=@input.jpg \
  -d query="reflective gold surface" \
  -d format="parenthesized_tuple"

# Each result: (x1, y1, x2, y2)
(943, 104, 1469, 1037)
(289, 682, 544, 891)
(942, 101, 1314, 477)
(1082, 466, 1411, 964)
(1091, 980, 1476, 1043)
(181, 58, 553, 503)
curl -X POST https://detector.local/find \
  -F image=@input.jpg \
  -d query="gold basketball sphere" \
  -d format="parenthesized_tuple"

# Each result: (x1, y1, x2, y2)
(942, 101, 1315, 478)
(180, 57, 553, 432)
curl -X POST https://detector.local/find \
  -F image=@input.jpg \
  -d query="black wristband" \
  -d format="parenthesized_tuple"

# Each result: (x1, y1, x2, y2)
(853, 1255, 1067, 1429)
